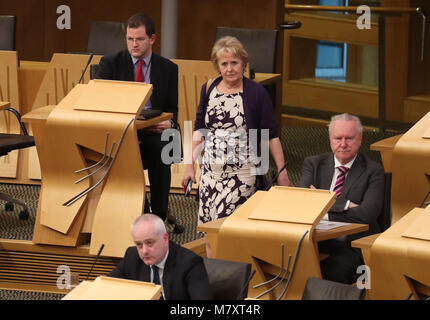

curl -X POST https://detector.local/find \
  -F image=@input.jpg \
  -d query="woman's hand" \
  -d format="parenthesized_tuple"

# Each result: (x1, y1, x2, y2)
(182, 165, 196, 189)
(276, 168, 291, 187)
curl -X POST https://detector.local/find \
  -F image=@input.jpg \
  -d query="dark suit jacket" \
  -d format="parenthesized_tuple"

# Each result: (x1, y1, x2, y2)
(108, 241, 213, 300)
(299, 152, 385, 239)
(95, 49, 178, 124)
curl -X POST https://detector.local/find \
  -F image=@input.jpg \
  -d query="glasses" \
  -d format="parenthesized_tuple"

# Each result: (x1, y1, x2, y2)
(127, 37, 146, 43)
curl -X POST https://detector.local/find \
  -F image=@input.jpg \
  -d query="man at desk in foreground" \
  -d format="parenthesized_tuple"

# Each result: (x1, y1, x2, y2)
(109, 214, 213, 300)
(299, 113, 385, 284)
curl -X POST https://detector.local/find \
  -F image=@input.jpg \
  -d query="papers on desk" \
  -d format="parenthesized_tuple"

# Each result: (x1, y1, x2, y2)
(316, 220, 351, 230)
(422, 127, 430, 139)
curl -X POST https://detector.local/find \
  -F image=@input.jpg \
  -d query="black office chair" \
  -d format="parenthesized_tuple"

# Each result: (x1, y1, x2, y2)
(0, 15, 16, 51)
(0, 108, 35, 220)
(215, 26, 278, 75)
(378, 172, 392, 232)
(301, 277, 366, 300)
(87, 20, 127, 55)
(89, 64, 100, 80)
(203, 257, 252, 300)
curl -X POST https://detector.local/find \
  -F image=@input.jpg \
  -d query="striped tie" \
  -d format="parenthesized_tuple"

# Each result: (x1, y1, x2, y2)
(334, 166, 349, 197)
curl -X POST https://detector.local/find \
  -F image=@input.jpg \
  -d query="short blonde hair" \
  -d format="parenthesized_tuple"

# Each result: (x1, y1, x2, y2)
(211, 36, 249, 73)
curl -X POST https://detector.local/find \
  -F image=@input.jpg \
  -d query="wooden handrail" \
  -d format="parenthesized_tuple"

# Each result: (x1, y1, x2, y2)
(284, 4, 422, 15)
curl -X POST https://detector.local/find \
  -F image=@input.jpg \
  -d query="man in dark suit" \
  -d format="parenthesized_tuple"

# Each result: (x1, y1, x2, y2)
(95, 13, 179, 223)
(109, 214, 213, 300)
(299, 113, 385, 284)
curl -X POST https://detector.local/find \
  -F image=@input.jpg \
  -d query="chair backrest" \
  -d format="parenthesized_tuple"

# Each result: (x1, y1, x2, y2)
(87, 21, 127, 55)
(203, 257, 251, 300)
(215, 26, 278, 73)
(90, 64, 100, 80)
(301, 277, 366, 300)
(378, 172, 392, 232)
(0, 15, 16, 51)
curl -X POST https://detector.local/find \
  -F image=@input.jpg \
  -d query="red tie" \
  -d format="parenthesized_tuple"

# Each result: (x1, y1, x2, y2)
(135, 59, 145, 82)
(333, 166, 349, 197)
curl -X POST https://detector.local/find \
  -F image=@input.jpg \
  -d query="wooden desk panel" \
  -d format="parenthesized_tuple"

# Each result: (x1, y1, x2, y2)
(18, 61, 49, 115)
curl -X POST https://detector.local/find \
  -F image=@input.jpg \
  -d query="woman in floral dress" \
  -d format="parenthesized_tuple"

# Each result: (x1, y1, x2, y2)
(182, 36, 290, 256)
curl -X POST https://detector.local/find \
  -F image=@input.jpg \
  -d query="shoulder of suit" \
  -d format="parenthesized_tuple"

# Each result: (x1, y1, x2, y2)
(124, 245, 139, 258)
(100, 49, 129, 61)
(357, 152, 384, 171)
(152, 53, 177, 69)
(169, 241, 200, 260)
(305, 152, 332, 162)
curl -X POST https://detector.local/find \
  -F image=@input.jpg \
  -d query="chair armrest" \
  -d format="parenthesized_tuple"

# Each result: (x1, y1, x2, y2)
(4, 107, 30, 135)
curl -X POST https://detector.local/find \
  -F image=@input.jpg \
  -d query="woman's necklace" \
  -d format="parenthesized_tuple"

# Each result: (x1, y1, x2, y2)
(220, 79, 243, 94)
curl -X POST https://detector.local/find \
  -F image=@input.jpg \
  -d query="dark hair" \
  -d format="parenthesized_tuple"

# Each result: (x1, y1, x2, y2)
(127, 13, 155, 37)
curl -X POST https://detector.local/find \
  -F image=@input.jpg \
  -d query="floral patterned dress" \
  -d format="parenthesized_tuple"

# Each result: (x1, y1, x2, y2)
(198, 87, 257, 225)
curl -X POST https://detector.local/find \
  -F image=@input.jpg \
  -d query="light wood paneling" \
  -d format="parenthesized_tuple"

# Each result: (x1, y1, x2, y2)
(0, 239, 120, 294)
(284, 79, 378, 118)
(0, 51, 20, 179)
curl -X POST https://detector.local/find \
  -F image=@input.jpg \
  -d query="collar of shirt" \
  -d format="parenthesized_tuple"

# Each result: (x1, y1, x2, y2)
(152, 248, 168, 299)
(131, 51, 152, 66)
(333, 154, 357, 170)
(155, 248, 168, 272)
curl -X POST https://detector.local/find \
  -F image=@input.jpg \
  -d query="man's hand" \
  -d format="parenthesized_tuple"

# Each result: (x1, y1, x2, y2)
(348, 201, 359, 208)
(144, 120, 172, 134)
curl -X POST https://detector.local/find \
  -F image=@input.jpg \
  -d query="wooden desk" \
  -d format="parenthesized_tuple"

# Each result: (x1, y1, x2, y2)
(198, 217, 368, 258)
(370, 207, 430, 299)
(254, 73, 281, 85)
(351, 233, 380, 267)
(370, 134, 402, 172)
(0, 101, 11, 111)
(254, 72, 282, 126)
(198, 188, 368, 299)
(23, 105, 172, 131)
(18, 61, 49, 115)
(22, 81, 171, 257)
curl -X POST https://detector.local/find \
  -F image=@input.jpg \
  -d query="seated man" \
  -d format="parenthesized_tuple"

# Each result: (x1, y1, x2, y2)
(299, 113, 385, 284)
(109, 214, 213, 300)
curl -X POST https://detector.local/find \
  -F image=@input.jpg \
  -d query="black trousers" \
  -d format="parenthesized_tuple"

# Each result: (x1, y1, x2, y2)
(318, 237, 364, 284)
(138, 131, 171, 221)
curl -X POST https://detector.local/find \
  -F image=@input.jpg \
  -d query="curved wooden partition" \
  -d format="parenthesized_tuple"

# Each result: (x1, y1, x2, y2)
(23, 79, 172, 258)
(390, 112, 430, 224)
(215, 187, 335, 300)
(370, 206, 430, 300)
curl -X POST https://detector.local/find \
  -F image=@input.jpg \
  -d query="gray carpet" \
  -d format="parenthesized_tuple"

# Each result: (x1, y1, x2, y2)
(0, 125, 398, 299)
